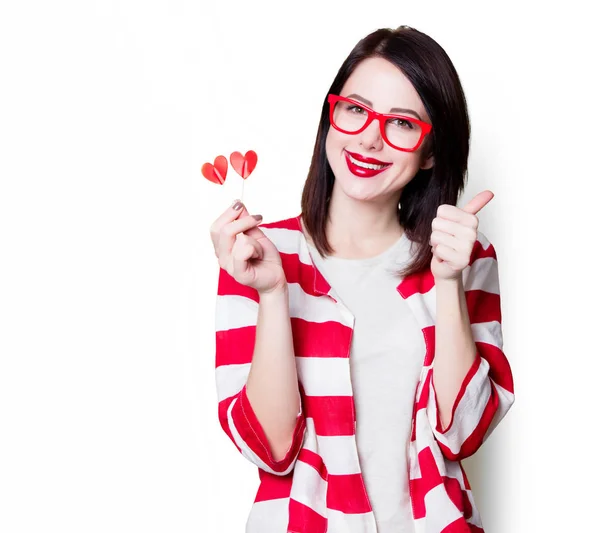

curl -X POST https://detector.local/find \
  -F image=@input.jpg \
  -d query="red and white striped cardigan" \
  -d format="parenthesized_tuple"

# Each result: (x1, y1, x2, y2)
(214, 213, 515, 533)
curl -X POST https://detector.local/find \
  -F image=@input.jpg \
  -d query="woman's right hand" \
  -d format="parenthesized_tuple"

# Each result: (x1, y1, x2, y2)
(209, 200, 287, 295)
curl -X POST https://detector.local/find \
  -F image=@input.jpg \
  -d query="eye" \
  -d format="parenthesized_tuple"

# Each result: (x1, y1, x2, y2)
(345, 104, 367, 114)
(390, 118, 414, 129)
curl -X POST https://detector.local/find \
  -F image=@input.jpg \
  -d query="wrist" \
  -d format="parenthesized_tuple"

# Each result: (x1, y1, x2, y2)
(258, 281, 288, 299)
(435, 276, 463, 291)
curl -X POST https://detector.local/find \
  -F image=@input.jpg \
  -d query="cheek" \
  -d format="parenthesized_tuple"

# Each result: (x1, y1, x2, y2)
(324, 131, 334, 167)
(325, 128, 345, 151)
(391, 151, 420, 172)
(325, 129, 346, 167)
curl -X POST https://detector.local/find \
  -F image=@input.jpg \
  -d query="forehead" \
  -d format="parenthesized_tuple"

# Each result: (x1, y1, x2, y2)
(340, 57, 428, 118)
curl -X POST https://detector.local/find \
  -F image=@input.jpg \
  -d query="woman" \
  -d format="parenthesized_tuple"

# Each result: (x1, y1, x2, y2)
(210, 25, 515, 533)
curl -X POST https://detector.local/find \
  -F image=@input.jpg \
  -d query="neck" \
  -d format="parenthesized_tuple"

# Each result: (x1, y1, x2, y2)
(323, 188, 404, 258)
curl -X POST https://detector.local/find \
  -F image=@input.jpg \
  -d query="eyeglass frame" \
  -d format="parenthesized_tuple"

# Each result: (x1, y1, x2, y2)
(327, 93, 433, 152)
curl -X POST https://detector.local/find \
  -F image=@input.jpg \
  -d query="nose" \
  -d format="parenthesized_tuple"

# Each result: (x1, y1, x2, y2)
(358, 117, 385, 151)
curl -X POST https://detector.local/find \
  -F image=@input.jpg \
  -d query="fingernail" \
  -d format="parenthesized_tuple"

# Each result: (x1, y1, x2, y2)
(252, 214, 263, 221)
(233, 201, 243, 211)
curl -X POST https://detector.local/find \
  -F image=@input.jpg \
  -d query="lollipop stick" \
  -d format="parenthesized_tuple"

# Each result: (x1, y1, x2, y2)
(241, 179, 245, 204)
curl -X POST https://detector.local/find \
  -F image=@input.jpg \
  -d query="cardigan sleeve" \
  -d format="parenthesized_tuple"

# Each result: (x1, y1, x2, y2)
(214, 266, 306, 475)
(427, 232, 515, 461)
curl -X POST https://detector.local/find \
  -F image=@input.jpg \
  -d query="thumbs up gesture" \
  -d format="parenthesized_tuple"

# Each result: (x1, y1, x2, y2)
(429, 190, 494, 281)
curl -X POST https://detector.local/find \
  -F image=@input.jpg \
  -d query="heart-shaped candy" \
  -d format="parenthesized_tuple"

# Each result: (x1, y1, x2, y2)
(201, 155, 228, 185)
(230, 150, 257, 179)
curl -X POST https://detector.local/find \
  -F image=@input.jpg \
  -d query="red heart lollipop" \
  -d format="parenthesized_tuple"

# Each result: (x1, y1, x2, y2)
(201, 155, 228, 185)
(230, 150, 257, 179)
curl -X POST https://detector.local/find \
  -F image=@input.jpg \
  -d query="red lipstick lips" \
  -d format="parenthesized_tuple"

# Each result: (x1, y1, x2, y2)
(346, 150, 390, 165)
(344, 150, 392, 178)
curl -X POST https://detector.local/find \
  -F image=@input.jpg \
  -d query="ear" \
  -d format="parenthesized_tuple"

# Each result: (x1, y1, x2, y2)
(420, 151, 434, 170)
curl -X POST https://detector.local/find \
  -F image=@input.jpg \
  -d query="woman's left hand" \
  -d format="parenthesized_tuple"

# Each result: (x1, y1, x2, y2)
(430, 190, 494, 281)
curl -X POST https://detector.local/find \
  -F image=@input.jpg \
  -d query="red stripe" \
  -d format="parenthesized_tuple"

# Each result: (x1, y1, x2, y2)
(260, 216, 300, 231)
(288, 498, 328, 533)
(441, 517, 483, 532)
(215, 309, 355, 368)
(327, 473, 373, 513)
(263, 217, 332, 297)
(398, 268, 435, 298)
(298, 448, 328, 480)
(217, 267, 260, 302)
(410, 446, 473, 521)
(418, 446, 443, 485)
(477, 341, 514, 393)
(303, 395, 355, 436)
(465, 289, 501, 324)
(255, 469, 294, 501)
(286, 214, 332, 296)
(412, 475, 475, 522)
(470, 239, 496, 261)
(291, 317, 353, 358)
(280, 251, 332, 298)
(467, 525, 484, 533)
(280, 251, 312, 288)
(215, 324, 255, 367)
(444, 476, 472, 519)
(423, 325, 436, 366)
(410, 446, 442, 518)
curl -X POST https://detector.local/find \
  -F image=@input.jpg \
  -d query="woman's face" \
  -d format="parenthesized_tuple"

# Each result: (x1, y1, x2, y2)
(325, 56, 433, 206)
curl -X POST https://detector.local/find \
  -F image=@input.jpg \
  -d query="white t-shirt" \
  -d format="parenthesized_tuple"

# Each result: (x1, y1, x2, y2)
(306, 231, 425, 533)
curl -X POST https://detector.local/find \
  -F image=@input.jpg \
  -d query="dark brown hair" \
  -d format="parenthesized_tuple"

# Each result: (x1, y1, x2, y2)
(300, 25, 470, 278)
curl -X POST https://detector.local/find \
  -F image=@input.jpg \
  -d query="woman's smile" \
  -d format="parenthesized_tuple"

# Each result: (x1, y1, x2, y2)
(344, 149, 392, 178)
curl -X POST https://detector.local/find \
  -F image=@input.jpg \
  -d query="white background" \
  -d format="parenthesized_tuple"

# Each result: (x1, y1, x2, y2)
(1, 1, 598, 532)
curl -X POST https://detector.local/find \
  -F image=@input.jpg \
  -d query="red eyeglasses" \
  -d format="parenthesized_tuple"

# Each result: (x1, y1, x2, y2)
(327, 94, 432, 152)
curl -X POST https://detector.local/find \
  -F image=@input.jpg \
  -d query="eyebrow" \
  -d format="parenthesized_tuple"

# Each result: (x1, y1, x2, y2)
(345, 93, 423, 121)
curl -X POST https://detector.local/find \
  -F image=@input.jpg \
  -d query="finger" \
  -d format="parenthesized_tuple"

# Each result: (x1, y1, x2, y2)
(211, 200, 265, 248)
(209, 199, 259, 238)
(433, 243, 463, 267)
(217, 215, 264, 260)
(212, 199, 246, 229)
(231, 234, 263, 276)
(210, 200, 245, 249)
(238, 217, 264, 241)
(430, 230, 461, 250)
(431, 217, 477, 240)
(436, 204, 478, 228)
(462, 190, 494, 215)
(236, 233, 264, 261)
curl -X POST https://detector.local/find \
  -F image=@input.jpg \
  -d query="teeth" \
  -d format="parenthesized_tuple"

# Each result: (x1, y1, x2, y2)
(348, 153, 389, 170)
